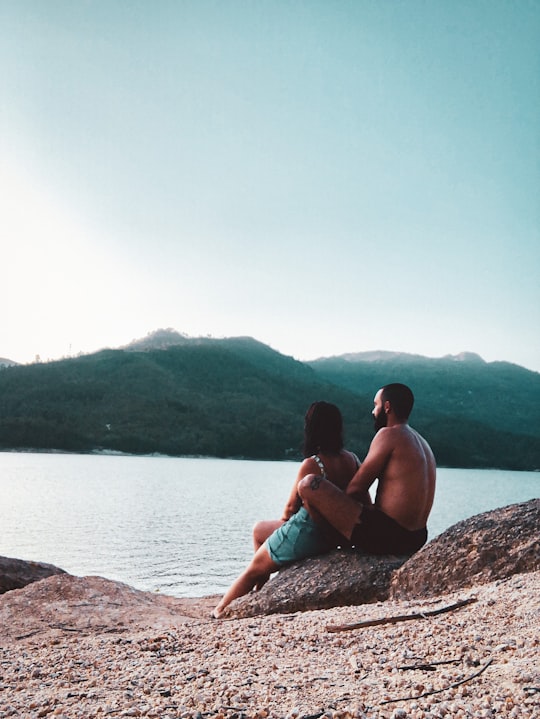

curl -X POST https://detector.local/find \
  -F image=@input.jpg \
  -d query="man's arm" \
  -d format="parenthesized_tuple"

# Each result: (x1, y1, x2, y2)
(346, 429, 393, 502)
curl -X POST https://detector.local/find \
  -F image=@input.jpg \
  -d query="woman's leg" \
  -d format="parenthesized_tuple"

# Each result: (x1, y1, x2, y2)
(252, 519, 283, 551)
(212, 544, 280, 618)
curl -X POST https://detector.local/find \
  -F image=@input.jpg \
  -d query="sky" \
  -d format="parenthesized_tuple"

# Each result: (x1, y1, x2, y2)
(1, 1, 539, 372)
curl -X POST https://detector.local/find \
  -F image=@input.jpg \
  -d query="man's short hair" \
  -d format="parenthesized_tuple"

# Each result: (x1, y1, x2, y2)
(381, 383, 414, 420)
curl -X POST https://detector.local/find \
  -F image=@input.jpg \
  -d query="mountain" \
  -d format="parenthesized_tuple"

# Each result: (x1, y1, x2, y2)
(0, 335, 538, 469)
(122, 328, 192, 351)
(330, 350, 486, 364)
(308, 352, 540, 470)
(0, 337, 371, 461)
(0, 358, 18, 368)
(328, 350, 432, 363)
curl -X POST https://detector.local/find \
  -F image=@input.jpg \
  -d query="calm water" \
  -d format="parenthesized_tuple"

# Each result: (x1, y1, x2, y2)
(1, 452, 538, 597)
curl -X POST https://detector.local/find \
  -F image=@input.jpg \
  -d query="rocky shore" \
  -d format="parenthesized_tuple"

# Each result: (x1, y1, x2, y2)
(0, 570, 538, 719)
(1, 500, 538, 718)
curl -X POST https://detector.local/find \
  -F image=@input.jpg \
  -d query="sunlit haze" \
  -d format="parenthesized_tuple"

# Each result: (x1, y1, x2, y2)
(2, 1, 539, 371)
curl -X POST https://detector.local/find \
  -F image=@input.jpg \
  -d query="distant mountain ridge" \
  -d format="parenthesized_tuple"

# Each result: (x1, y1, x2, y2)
(1, 328, 532, 371)
(125, 330, 493, 367)
(330, 350, 486, 364)
(0, 330, 538, 470)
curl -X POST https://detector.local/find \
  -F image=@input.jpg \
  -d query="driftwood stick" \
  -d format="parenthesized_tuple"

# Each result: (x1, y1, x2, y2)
(15, 629, 43, 640)
(379, 657, 493, 706)
(326, 597, 477, 633)
(48, 624, 81, 632)
(398, 657, 462, 671)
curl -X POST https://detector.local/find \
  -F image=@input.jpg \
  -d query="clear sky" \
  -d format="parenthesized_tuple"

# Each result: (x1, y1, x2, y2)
(1, 1, 539, 371)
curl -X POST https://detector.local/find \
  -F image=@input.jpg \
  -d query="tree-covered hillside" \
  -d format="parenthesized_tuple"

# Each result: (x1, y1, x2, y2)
(309, 354, 540, 470)
(0, 338, 372, 460)
(0, 336, 539, 469)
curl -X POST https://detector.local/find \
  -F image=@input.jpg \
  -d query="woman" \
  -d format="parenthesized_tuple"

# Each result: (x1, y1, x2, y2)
(212, 401, 362, 618)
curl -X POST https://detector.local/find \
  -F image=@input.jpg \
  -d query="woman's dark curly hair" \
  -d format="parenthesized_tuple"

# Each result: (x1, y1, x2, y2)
(303, 401, 344, 457)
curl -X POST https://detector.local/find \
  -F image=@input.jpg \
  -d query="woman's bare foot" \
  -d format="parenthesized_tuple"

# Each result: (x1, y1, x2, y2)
(212, 600, 228, 618)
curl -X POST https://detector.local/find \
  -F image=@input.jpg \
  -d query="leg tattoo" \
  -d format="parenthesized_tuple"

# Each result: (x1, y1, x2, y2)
(309, 475, 322, 490)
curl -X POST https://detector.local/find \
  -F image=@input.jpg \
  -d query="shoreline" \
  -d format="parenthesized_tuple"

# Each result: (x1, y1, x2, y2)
(0, 570, 538, 718)
(1, 448, 536, 472)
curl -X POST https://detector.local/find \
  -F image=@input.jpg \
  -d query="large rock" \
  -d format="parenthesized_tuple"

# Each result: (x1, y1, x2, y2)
(0, 574, 219, 640)
(390, 498, 540, 600)
(0, 556, 66, 594)
(222, 550, 409, 619)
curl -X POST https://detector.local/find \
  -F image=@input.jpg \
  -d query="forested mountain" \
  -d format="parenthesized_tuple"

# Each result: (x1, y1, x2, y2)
(0, 333, 539, 470)
(309, 353, 540, 470)
(0, 338, 371, 460)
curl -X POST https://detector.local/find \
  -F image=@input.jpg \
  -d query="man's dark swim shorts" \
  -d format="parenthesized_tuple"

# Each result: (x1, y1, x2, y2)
(349, 507, 427, 555)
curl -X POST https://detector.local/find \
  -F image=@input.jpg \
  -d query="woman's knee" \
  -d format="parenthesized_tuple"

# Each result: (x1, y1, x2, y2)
(252, 520, 264, 541)
(252, 519, 277, 548)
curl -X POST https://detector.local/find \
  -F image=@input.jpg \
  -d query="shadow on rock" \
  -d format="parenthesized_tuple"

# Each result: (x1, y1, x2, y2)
(222, 550, 409, 619)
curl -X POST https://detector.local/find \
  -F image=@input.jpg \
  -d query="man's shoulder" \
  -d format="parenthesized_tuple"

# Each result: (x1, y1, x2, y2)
(371, 426, 398, 448)
(375, 425, 405, 439)
(374, 424, 416, 447)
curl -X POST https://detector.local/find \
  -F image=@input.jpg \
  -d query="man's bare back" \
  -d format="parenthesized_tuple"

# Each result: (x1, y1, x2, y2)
(349, 424, 436, 531)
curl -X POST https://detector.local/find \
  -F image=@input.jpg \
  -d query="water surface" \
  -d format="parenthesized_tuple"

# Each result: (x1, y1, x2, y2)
(1, 452, 537, 596)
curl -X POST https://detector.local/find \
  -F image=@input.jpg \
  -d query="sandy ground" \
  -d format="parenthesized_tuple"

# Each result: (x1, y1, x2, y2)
(0, 571, 538, 718)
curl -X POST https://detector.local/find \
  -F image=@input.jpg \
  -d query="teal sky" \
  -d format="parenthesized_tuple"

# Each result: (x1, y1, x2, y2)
(2, 1, 539, 371)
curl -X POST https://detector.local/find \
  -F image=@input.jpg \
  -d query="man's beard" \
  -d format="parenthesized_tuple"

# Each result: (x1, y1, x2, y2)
(373, 411, 387, 432)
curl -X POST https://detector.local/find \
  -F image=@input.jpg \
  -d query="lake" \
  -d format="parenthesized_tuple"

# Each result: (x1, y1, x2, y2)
(0, 452, 538, 597)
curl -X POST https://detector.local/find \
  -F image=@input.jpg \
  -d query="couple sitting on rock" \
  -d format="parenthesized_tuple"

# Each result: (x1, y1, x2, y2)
(213, 383, 436, 618)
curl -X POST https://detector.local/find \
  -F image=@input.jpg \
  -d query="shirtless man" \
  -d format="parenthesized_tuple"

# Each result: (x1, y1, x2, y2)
(297, 383, 436, 555)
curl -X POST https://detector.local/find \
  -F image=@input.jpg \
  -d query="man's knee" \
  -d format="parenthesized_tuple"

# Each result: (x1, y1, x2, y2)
(298, 474, 327, 502)
(297, 474, 315, 499)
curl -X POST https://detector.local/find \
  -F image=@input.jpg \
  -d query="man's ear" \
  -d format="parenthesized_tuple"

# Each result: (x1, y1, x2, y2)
(384, 400, 391, 414)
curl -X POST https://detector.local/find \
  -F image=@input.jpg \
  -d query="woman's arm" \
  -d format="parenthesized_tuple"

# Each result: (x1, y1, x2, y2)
(280, 457, 319, 521)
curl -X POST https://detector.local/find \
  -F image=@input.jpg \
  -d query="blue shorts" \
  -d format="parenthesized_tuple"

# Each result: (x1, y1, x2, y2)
(265, 507, 331, 566)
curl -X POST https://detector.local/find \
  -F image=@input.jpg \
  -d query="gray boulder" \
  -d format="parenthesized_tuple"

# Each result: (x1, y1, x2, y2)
(0, 555, 66, 594)
(222, 550, 409, 619)
(390, 498, 540, 600)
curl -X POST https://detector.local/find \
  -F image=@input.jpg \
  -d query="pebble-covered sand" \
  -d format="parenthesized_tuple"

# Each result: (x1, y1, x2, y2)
(0, 571, 538, 719)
